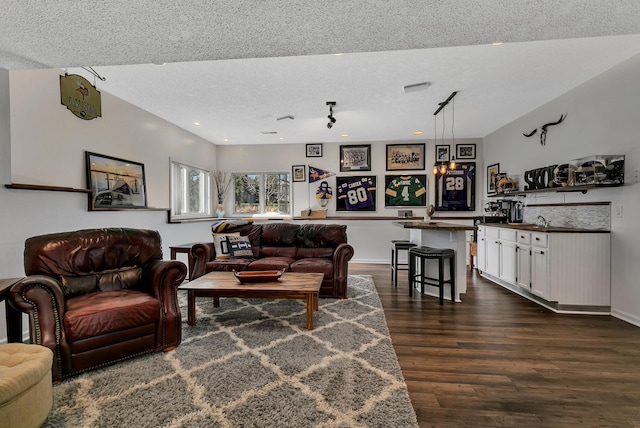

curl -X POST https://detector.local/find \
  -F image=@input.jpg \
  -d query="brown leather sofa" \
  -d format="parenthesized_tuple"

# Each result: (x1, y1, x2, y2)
(10, 228, 186, 382)
(191, 223, 354, 298)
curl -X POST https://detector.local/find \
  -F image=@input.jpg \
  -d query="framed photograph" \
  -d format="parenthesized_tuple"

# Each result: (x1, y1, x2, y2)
(306, 143, 323, 157)
(386, 143, 425, 171)
(336, 176, 377, 212)
(384, 174, 427, 207)
(85, 151, 147, 208)
(487, 163, 500, 195)
(435, 162, 476, 211)
(292, 165, 306, 182)
(455, 144, 476, 160)
(340, 144, 371, 172)
(435, 145, 450, 162)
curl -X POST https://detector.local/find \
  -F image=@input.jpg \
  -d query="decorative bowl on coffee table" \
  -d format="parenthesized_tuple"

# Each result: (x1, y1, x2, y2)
(233, 269, 285, 283)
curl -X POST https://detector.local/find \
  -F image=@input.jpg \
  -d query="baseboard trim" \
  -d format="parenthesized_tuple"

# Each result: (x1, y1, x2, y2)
(610, 308, 640, 328)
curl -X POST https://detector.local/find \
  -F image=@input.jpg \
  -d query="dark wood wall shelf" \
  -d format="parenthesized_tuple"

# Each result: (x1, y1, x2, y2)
(489, 184, 600, 197)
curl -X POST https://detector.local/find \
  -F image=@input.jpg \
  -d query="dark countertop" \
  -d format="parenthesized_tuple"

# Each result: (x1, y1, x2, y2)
(478, 223, 610, 233)
(393, 221, 476, 231)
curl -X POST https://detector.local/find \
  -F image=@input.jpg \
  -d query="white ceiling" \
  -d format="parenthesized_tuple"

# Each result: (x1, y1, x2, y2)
(2, 1, 640, 145)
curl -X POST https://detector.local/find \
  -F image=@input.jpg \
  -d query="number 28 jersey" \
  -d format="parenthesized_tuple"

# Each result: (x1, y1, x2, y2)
(438, 168, 473, 209)
(337, 177, 376, 210)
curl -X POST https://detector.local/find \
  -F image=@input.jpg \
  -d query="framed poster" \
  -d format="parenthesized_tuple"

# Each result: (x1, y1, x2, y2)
(435, 162, 476, 211)
(336, 175, 377, 212)
(384, 175, 427, 207)
(340, 144, 371, 172)
(86, 151, 147, 208)
(487, 163, 500, 195)
(435, 145, 450, 162)
(386, 143, 425, 171)
(306, 143, 323, 157)
(292, 165, 306, 182)
(455, 144, 476, 160)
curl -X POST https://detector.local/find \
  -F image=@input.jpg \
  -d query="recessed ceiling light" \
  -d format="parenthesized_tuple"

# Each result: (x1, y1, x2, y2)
(223, 139, 228, 142)
(341, 134, 349, 138)
(279, 137, 284, 140)
(492, 42, 503, 46)
(414, 130, 423, 135)
(194, 122, 200, 126)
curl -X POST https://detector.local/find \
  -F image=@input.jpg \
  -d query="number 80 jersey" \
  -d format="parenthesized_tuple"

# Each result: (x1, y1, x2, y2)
(337, 177, 376, 210)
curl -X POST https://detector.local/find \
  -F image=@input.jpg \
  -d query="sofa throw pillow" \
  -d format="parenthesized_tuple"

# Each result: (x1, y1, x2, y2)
(227, 235, 254, 259)
(212, 232, 240, 259)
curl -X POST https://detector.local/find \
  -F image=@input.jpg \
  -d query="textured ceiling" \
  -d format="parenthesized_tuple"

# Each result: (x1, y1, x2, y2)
(2, 1, 640, 144)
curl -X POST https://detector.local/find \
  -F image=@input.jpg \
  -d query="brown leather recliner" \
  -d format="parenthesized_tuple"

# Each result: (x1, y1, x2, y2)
(10, 228, 186, 382)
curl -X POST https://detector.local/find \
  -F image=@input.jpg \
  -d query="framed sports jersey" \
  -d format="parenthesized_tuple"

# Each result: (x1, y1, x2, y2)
(384, 174, 427, 207)
(435, 162, 476, 211)
(336, 176, 377, 212)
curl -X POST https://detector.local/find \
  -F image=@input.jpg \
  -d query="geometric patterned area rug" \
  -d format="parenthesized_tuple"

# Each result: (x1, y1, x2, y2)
(44, 275, 419, 427)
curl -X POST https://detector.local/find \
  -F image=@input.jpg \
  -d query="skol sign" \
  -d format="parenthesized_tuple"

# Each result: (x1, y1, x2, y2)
(523, 165, 557, 190)
(60, 74, 102, 120)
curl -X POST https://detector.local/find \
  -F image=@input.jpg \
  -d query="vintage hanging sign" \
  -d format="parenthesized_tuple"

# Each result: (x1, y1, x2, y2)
(60, 74, 102, 120)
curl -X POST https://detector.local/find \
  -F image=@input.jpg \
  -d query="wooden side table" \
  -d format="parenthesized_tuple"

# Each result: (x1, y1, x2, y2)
(0, 277, 25, 343)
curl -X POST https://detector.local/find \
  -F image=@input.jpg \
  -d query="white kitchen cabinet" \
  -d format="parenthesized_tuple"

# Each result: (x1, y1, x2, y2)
(515, 231, 531, 291)
(477, 227, 487, 272)
(479, 225, 611, 312)
(499, 229, 517, 285)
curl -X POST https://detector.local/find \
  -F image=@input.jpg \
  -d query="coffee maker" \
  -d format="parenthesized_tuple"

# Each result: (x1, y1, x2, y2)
(497, 199, 524, 223)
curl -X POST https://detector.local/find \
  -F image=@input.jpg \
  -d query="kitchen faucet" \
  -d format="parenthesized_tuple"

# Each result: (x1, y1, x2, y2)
(537, 215, 550, 227)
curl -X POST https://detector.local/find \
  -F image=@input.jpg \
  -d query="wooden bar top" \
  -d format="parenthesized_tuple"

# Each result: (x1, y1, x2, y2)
(393, 221, 475, 231)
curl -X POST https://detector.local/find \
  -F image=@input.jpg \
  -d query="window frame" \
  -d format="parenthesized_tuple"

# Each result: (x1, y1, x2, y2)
(169, 158, 213, 221)
(232, 171, 291, 216)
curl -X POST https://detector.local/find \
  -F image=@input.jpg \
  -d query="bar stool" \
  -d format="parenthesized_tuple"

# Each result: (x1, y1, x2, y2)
(391, 240, 417, 287)
(408, 246, 456, 305)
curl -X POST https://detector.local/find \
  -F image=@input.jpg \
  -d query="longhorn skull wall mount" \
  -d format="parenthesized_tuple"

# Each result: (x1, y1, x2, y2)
(523, 113, 567, 146)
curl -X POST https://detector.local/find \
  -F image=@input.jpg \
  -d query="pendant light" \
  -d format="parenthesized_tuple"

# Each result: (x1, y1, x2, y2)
(449, 96, 456, 170)
(432, 91, 458, 175)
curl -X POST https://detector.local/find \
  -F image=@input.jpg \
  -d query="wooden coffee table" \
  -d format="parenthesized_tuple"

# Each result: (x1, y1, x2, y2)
(179, 271, 324, 330)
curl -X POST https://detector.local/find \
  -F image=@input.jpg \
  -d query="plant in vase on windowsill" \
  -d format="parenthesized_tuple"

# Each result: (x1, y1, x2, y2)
(213, 170, 232, 217)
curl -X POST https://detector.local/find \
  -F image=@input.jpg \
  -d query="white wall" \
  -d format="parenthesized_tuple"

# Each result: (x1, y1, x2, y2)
(483, 53, 640, 326)
(0, 68, 221, 342)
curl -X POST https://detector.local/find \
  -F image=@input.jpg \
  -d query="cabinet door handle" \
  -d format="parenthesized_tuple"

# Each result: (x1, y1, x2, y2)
(540, 251, 545, 255)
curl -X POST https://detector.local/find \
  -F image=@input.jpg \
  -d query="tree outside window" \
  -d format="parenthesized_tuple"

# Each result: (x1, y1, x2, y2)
(233, 172, 290, 215)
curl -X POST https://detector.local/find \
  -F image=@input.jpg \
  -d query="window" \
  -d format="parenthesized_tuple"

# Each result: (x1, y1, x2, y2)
(170, 160, 212, 219)
(233, 172, 290, 215)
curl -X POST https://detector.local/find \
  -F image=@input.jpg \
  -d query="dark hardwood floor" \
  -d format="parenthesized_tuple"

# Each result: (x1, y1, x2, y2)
(349, 263, 640, 428)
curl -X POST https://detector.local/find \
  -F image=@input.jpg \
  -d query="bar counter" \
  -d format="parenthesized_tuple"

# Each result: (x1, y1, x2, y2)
(393, 221, 475, 302)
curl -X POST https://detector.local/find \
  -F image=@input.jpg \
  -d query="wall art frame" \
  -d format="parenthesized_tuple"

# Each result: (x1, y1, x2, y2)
(336, 175, 377, 212)
(340, 144, 372, 172)
(292, 165, 306, 182)
(306, 143, 323, 157)
(384, 174, 427, 207)
(435, 145, 450, 162)
(85, 151, 147, 209)
(455, 143, 476, 160)
(487, 163, 500, 195)
(435, 162, 476, 211)
(386, 143, 425, 171)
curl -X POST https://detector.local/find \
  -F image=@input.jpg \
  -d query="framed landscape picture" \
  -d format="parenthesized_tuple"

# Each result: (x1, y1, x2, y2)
(384, 174, 427, 207)
(455, 143, 476, 160)
(336, 175, 377, 211)
(85, 151, 147, 208)
(340, 144, 371, 172)
(386, 143, 425, 171)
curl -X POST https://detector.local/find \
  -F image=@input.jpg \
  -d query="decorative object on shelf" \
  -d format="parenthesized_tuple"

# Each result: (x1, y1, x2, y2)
(386, 143, 425, 171)
(426, 204, 436, 220)
(292, 165, 306, 182)
(435, 162, 476, 211)
(572, 155, 625, 186)
(326, 101, 336, 129)
(60, 73, 102, 120)
(85, 151, 147, 208)
(336, 176, 377, 212)
(522, 113, 567, 146)
(524, 164, 558, 190)
(455, 143, 476, 160)
(384, 175, 427, 207)
(487, 163, 500, 195)
(315, 181, 333, 208)
(340, 144, 371, 172)
(213, 170, 233, 204)
(431, 91, 458, 174)
(496, 174, 518, 194)
(306, 143, 323, 157)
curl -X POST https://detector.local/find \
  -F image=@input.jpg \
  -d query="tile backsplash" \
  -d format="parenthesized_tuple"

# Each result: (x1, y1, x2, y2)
(522, 204, 610, 230)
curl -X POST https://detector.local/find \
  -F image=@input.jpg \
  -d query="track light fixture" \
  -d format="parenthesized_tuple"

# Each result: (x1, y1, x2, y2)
(326, 101, 336, 129)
